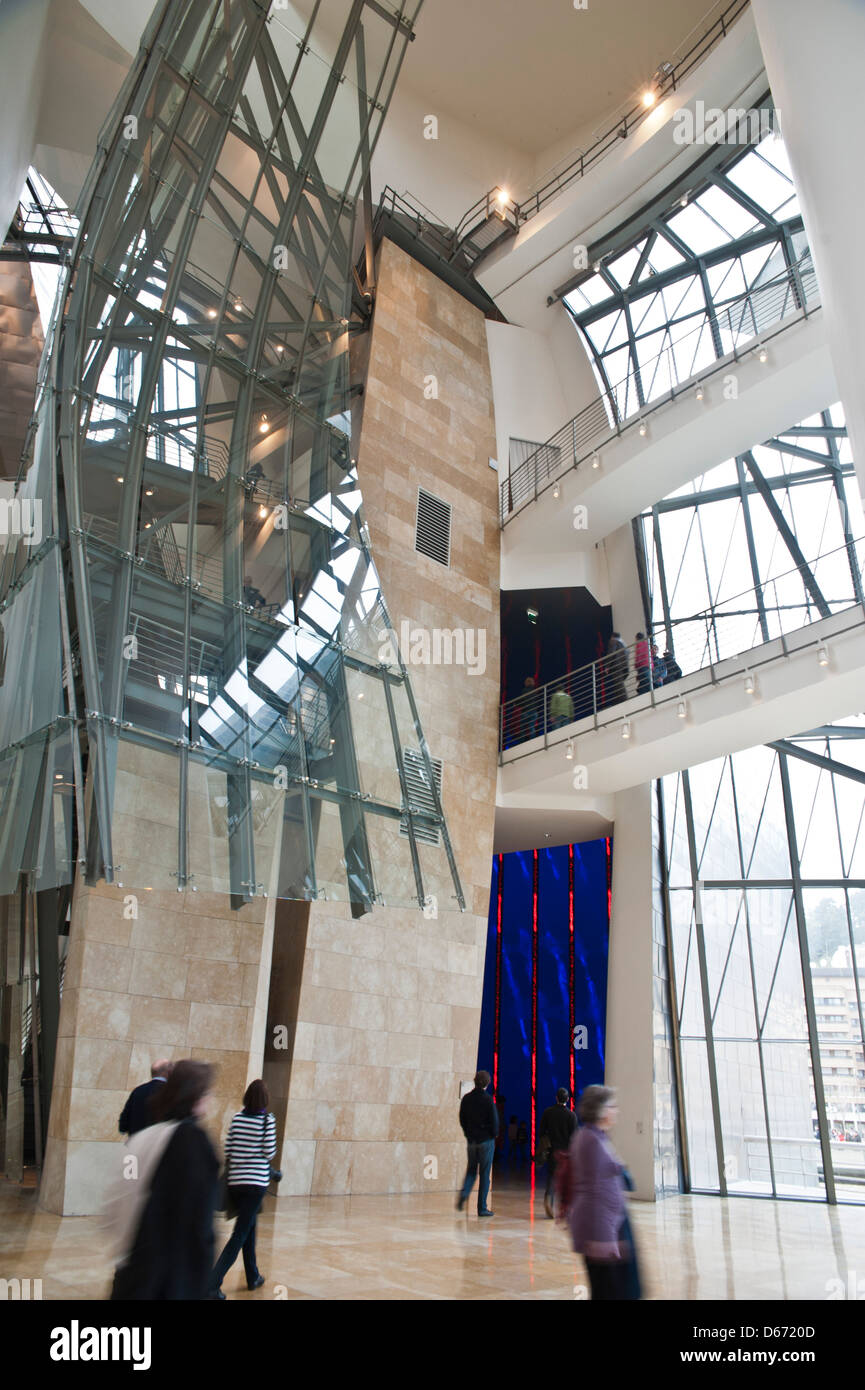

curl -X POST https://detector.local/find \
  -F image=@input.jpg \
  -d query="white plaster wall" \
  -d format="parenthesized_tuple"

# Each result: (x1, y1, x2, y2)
(0, 0, 51, 240)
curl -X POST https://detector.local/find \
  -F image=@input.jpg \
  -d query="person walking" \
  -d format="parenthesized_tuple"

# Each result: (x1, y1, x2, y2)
(567, 1085, 641, 1300)
(108, 1059, 219, 1300)
(119, 1059, 173, 1137)
(663, 648, 682, 682)
(539, 1087, 577, 1219)
(457, 1070, 498, 1217)
(549, 684, 574, 729)
(210, 1079, 277, 1299)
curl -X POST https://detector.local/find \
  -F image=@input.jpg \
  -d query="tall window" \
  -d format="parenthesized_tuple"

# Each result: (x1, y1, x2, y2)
(565, 131, 811, 422)
(660, 723, 865, 1202)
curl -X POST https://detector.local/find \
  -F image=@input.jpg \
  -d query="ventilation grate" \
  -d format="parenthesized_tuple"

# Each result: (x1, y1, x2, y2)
(399, 748, 443, 846)
(415, 487, 451, 567)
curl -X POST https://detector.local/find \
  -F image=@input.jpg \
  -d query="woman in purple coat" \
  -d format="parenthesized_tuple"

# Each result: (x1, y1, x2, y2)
(568, 1085, 641, 1300)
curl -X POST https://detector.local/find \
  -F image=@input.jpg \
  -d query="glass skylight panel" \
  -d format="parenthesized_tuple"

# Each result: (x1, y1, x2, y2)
(605, 241, 645, 287)
(665, 203, 732, 254)
(697, 184, 760, 240)
(726, 149, 794, 217)
(645, 233, 685, 273)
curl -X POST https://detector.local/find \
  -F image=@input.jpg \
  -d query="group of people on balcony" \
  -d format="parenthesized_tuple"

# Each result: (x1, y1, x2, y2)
(507, 630, 684, 747)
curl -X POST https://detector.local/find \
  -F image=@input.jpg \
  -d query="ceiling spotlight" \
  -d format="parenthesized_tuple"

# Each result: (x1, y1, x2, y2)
(144, 522, 151, 529)
(116, 476, 123, 483)
(757, 345, 769, 364)
(234, 299, 243, 311)
(744, 670, 756, 695)
(638, 420, 648, 437)
(592, 260, 602, 273)
(145, 487, 155, 496)
(275, 344, 284, 354)
(553, 483, 560, 499)
(496, 188, 508, 205)
(622, 719, 631, 740)
(695, 384, 704, 402)
(677, 699, 687, 720)
(591, 452, 601, 469)
(679, 192, 689, 208)
(818, 644, 830, 667)
(207, 308, 217, 319)
(259, 505, 268, 519)
(54, 772, 63, 780)
(566, 739, 574, 761)
(357, 691, 364, 700)
(641, 89, 657, 109)
(259, 413, 270, 434)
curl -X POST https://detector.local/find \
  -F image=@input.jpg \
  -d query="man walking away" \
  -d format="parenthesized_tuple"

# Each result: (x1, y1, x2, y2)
(457, 1070, 499, 1217)
(119, 1060, 173, 1137)
(539, 1087, 577, 1218)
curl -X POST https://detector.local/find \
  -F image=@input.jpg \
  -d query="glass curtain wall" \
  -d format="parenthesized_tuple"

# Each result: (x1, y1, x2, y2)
(564, 126, 811, 422)
(660, 725, 865, 1203)
(638, 403, 865, 668)
(0, 0, 463, 924)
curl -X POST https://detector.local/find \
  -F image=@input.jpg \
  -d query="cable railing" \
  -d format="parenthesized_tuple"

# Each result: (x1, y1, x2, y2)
(500, 251, 819, 523)
(500, 536, 865, 755)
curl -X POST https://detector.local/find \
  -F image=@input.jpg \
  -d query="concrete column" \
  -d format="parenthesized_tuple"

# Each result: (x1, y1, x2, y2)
(605, 782, 656, 1199)
(751, 0, 865, 494)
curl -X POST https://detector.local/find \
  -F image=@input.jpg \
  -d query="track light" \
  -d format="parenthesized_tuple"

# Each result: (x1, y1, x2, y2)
(566, 739, 574, 761)
(744, 670, 756, 695)
(677, 699, 687, 720)
(275, 344, 284, 354)
(639, 420, 648, 438)
(259, 413, 269, 434)
(591, 452, 601, 469)
(622, 719, 631, 740)
(207, 308, 217, 319)
(818, 644, 830, 667)
(641, 89, 657, 109)
(757, 344, 769, 364)
(259, 505, 268, 519)
(553, 483, 560, 499)
(695, 383, 704, 402)
(234, 299, 243, 312)
(679, 192, 689, 208)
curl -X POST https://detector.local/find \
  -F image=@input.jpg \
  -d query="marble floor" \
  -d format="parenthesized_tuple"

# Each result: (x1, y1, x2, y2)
(2, 1168, 864, 1300)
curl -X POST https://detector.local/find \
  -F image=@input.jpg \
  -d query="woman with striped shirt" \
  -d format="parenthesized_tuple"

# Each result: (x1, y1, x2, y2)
(210, 1079, 277, 1298)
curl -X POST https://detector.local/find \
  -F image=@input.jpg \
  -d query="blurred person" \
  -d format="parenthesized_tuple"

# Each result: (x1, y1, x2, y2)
(119, 1059, 173, 1137)
(107, 1060, 218, 1300)
(567, 1085, 641, 1300)
(518, 676, 539, 742)
(549, 684, 574, 729)
(210, 1079, 278, 1299)
(605, 632, 629, 706)
(457, 1070, 498, 1217)
(634, 633, 650, 694)
(539, 1087, 577, 1219)
(651, 640, 666, 687)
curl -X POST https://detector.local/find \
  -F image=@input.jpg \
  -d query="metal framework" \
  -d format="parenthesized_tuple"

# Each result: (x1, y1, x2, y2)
(564, 120, 807, 424)
(0, 0, 465, 929)
(638, 405, 864, 660)
(660, 726, 865, 1203)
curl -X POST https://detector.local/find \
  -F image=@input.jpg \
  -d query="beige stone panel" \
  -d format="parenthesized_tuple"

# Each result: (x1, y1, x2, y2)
(348, 991, 389, 1033)
(346, 1140, 393, 1193)
(387, 1069, 454, 1108)
(76, 894, 134, 947)
(310, 1023, 355, 1065)
(313, 1101, 357, 1140)
(187, 1002, 251, 1051)
(351, 1102, 391, 1141)
(389, 1104, 462, 1142)
(447, 940, 479, 977)
(451, 1004, 482, 1044)
(291, 1020, 316, 1062)
(68, 1037, 133, 1091)
(187, 1047, 254, 1102)
(384, 1031, 422, 1069)
(129, 909, 188, 957)
(349, 1029, 389, 1068)
(129, 996, 190, 1046)
(129, 950, 188, 1000)
(288, 1059, 316, 1100)
(294, 982, 354, 1026)
(184, 917, 240, 962)
(312, 1140, 353, 1194)
(420, 1035, 454, 1073)
(275, 1138, 315, 1196)
(67, 1087, 128, 1142)
(183, 958, 246, 1006)
(66, 988, 133, 1042)
(386, 997, 450, 1038)
(305, 913, 386, 961)
(47, 1084, 71, 1141)
(234, 922, 268, 965)
(77, 939, 133, 994)
(417, 968, 480, 1007)
(183, 890, 266, 925)
(315, 1061, 390, 1105)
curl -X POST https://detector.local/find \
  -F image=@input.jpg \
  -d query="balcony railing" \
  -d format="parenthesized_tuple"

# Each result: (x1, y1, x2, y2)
(500, 537, 865, 756)
(500, 251, 819, 524)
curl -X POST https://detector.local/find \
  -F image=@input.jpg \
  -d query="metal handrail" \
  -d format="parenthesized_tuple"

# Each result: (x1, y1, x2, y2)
(501, 252, 818, 524)
(517, 0, 751, 223)
(500, 536, 865, 755)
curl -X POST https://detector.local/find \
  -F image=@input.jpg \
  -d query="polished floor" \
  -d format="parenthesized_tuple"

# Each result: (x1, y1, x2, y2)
(2, 1167, 865, 1300)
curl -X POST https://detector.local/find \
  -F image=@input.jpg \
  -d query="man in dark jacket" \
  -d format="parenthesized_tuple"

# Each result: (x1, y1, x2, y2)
(539, 1087, 577, 1218)
(119, 1060, 173, 1137)
(457, 1070, 499, 1217)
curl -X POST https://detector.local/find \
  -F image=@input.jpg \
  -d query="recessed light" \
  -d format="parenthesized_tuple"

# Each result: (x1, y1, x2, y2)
(591, 452, 601, 469)
(207, 308, 217, 319)
(622, 719, 631, 740)
(677, 699, 687, 720)
(818, 645, 830, 667)
(639, 421, 648, 437)
(642, 89, 656, 108)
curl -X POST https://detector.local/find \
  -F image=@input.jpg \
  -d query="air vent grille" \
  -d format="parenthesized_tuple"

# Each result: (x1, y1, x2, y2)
(415, 487, 451, 567)
(399, 749, 443, 846)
